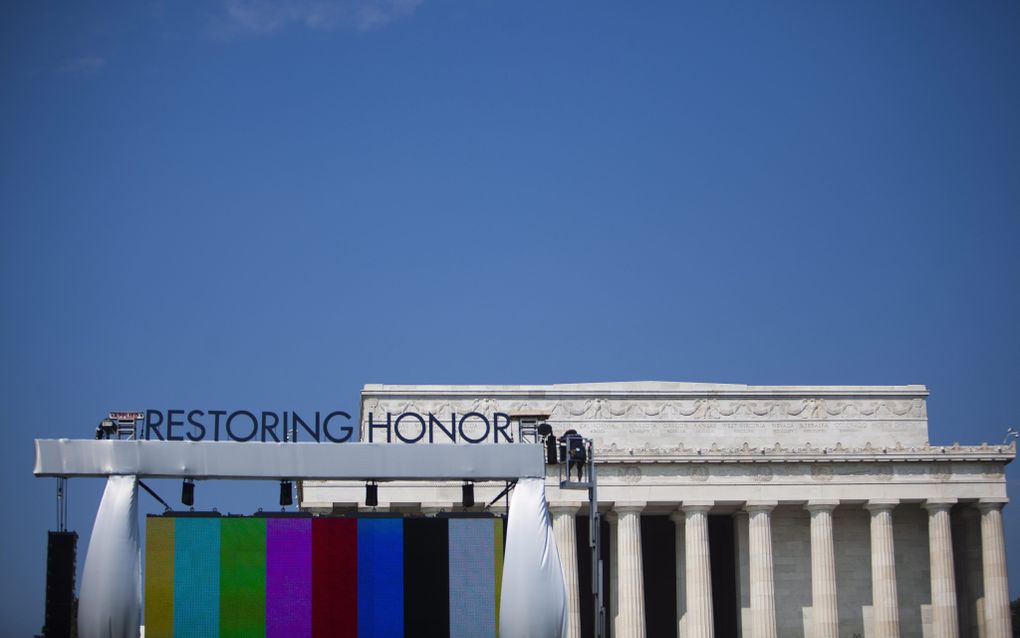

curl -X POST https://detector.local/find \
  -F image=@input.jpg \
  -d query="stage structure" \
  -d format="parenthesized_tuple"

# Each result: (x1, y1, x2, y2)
(34, 439, 568, 638)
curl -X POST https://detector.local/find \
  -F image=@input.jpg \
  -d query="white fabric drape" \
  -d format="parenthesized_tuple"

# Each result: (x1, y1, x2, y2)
(499, 478, 568, 638)
(78, 475, 140, 638)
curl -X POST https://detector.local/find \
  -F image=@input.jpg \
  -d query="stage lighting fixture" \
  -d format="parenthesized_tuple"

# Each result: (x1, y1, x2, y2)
(462, 482, 475, 508)
(181, 479, 195, 507)
(365, 482, 378, 507)
(279, 480, 293, 507)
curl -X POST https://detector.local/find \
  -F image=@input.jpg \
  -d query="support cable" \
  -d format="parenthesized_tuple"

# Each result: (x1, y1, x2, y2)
(138, 480, 173, 512)
(56, 477, 68, 531)
(484, 479, 518, 511)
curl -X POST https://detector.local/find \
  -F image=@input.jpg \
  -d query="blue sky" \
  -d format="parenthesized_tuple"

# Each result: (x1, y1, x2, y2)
(2, 0, 1019, 633)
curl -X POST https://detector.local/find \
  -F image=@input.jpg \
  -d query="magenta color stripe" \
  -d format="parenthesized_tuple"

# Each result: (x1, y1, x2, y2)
(266, 518, 312, 638)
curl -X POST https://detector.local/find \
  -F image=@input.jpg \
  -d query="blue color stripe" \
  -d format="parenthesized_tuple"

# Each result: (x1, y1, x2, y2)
(173, 518, 221, 638)
(448, 519, 496, 637)
(357, 518, 403, 638)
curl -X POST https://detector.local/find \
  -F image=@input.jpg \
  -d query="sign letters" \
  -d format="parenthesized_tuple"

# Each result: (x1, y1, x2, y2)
(143, 409, 353, 443)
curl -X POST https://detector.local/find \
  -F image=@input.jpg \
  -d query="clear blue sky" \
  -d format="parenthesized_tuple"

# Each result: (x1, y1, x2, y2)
(2, 0, 1018, 633)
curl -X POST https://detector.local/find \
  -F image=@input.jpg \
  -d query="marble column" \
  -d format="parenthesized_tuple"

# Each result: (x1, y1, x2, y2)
(670, 510, 688, 638)
(551, 504, 583, 638)
(746, 502, 778, 638)
(977, 501, 1011, 638)
(683, 502, 715, 638)
(923, 500, 959, 638)
(607, 511, 620, 637)
(866, 500, 900, 638)
(614, 503, 647, 638)
(806, 501, 839, 638)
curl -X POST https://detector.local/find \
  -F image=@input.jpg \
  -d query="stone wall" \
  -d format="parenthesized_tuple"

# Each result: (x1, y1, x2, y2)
(893, 504, 932, 637)
(772, 509, 813, 637)
(834, 508, 872, 637)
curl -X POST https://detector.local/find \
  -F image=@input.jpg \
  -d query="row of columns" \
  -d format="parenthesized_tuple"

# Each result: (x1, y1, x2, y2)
(549, 499, 1011, 638)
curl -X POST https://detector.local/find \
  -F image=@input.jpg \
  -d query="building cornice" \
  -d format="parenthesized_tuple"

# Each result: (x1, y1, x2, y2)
(362, 382, 928, 399)
(596, 441, 1016, 464)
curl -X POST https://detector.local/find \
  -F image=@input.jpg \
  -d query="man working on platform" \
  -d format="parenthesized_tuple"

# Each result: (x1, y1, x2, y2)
(559, 429, 586, 481)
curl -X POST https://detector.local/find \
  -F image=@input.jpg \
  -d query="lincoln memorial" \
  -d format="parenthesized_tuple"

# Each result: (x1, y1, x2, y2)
(300, 382, 1015, 638)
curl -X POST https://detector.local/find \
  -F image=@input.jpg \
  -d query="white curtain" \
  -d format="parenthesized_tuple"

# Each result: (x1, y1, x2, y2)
(78, 475, 140, 638)
(499, 477, 568, 638)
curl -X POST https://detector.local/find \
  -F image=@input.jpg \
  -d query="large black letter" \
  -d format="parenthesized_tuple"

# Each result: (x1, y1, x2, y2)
(292, 412, 321, 442)
(429, 413, 456, 443)
(209, 410, 226, 441)
(261, 411, 280, 442)
(322, 411, 353, 443)
(186, 410, 206, 441)
(166, 409, 185, 441)
(458, 412, 490, 444)
(144, 410, 164, 441)
(226, 410, 258, 442)
(493, 412, 513, 442)
(368, 412, 391, 443)
(395, 412, 426, 443)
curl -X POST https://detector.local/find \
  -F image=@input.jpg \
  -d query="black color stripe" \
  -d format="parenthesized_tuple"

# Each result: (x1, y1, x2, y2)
(404, 517, 450, 637)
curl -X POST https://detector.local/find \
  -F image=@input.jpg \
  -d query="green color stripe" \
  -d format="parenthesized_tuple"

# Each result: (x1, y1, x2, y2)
(220, 518, 266, 637)
(493, 517, 504, 636)
(145, 518, 175, 638)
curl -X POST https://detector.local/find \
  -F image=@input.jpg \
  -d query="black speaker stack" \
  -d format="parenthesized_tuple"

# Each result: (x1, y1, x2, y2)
(43, 531, 77, 638)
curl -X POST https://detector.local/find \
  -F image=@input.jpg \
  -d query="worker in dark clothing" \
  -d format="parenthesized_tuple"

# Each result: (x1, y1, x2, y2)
(560, 429, 587, 481)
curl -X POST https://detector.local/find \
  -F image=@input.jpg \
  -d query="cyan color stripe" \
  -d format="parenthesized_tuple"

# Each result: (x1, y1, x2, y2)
(173, 518, 221, 638)
(358, 518, 403, 638)
(448, 518, 496, 638)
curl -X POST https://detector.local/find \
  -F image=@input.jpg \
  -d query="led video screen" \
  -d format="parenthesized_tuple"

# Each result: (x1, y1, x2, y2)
(144, 515, 504, 638)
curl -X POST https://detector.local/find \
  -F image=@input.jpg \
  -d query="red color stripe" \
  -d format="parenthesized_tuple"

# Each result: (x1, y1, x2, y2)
(312, 518, 358, 637)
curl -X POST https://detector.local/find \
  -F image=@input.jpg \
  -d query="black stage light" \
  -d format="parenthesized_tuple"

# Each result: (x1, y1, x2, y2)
(181, 479, 195, 507)
(365, 482, 378, 507)
(462, 481, 475, 508)
(279, 480, 293, 507)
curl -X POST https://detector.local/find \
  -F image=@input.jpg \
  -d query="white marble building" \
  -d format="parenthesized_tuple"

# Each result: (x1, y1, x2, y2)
(301, 382, 1015, 638)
